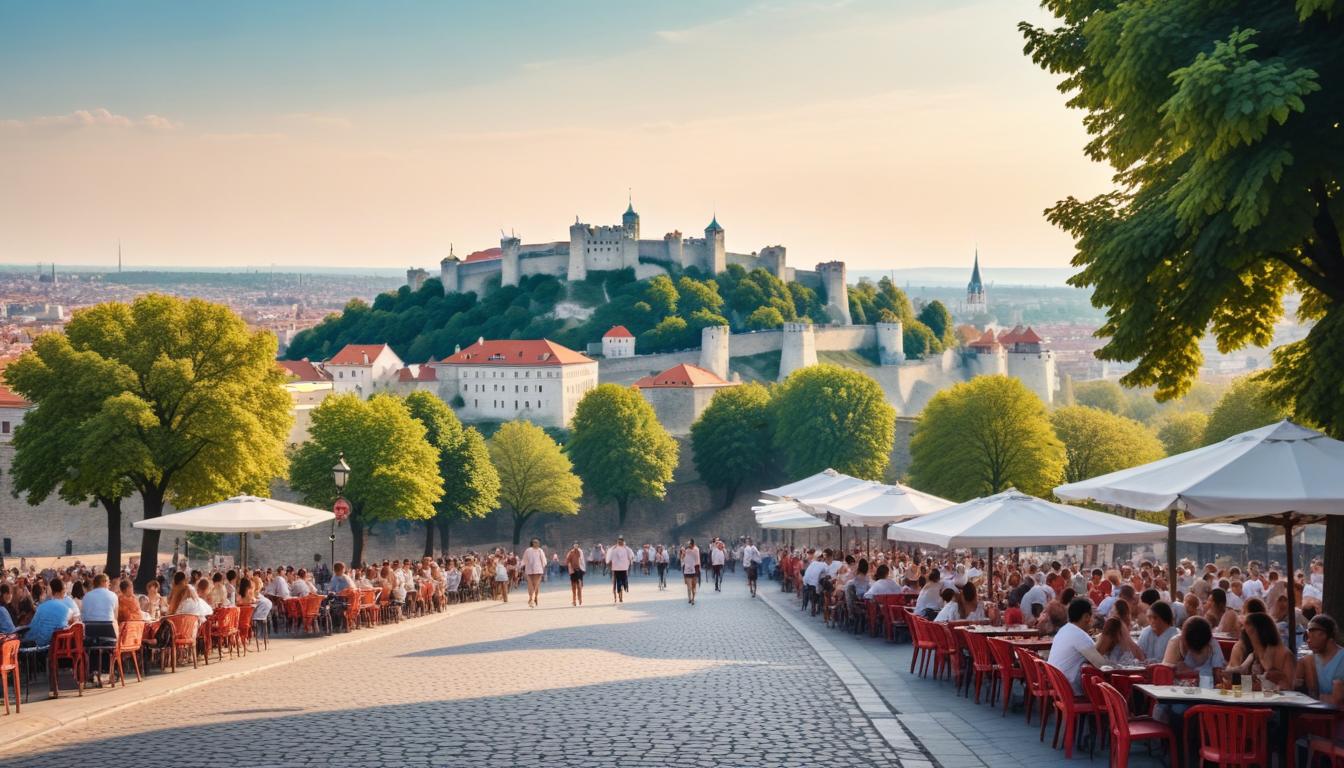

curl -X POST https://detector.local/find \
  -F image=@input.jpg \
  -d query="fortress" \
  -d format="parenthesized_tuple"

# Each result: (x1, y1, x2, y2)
(407, 201, 852, 325)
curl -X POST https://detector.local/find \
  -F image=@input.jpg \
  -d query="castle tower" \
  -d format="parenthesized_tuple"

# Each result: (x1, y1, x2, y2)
(568, 218, 588, 281)
(966, 250, 988, 315)
(501, 234, 521, 287)
(876, 321, 904, 365)
(778, 322, 817, 380)
(440, 246, 461, 294)
(759, 245, 787, 281)
(704, 216, 726, 274)
(622, 199, 640, 240)
(406, 267, 429, 292)
(817, 261, 852, 325)
(699, 325, 730, 380)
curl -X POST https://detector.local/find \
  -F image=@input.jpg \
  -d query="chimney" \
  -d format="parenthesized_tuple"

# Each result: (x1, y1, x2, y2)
(361, 352, 369, 365)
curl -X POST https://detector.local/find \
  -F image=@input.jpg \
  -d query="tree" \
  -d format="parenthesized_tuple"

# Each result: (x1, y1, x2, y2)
(773, 365, 896, 480)
(1156, 411, 1211, 456)
(402, 392, 499, 556)
(489, 420, 582, 544)
(690, 383, 774, 507)
(917, 300, 954, 348)
(6, 295, 291, 589)
(1022, 2, 1343, 614)
(910, 375, 1066, 500)
(746, 306, 785, 330)
(1074, 380, 1127, 415)
(290, 394, 442, 565)
(1051, 406, 1166, 484)
(567, 384, 679, 526)
(1203, 376, 1290, 444)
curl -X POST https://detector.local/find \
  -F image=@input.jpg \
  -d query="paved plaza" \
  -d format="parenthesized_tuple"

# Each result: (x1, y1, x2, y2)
(3, 574, 913, 768)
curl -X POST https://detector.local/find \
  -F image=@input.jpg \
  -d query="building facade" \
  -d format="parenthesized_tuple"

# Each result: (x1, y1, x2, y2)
(633, 363, 737, 435)
(601, 325, 636, 358)
(434, 338, 598, 428)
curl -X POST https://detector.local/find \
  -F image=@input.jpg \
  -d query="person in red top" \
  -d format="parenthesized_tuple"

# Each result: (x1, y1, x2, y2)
(1087, 568, 1109, 605)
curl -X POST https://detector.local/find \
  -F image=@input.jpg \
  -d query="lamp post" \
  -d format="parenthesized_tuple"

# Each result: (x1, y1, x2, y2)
(332, 451, 351, 568)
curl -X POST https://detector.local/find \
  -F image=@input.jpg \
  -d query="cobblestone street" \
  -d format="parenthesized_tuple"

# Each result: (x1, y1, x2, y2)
(4, 575, 908, 768)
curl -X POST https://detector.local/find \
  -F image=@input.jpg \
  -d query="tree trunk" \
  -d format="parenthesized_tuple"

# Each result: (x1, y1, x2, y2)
(1324, 519, 1344, 628)
(349, 511, 367, 567)
(423, 518, 435, 558)
(101, 496, 123, 578)
(512, 510, 533, 545)
(436, 516, 453, 556)
(617, 496, 629, 526)
(133, 486, 165, 593)
(723, 482, 739, 509)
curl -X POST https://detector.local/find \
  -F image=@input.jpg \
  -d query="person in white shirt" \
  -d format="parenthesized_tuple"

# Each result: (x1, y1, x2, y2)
(710, 541, 728, 592)
(605, 537, 636, 603)
(522, 539, 548, 608)
(864, 564, 900, 599)
(1022, 581, 1054, 624)
(290, 569, 313, 598)
(268, 571, 291, 600)
(1048, 598, 1111, 695)
(680, 539, 702, 605)
(915, 569, 946, 619)
(81, 574, 121, 670)
(741, 539, 762, 598)
(802, 554, 828, 616)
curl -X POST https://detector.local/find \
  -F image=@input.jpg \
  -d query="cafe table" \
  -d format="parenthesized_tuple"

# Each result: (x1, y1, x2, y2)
(963, 624, 1041, 637)
(1003, 637, 1054, 653)
(1134, 684, 1337, 711)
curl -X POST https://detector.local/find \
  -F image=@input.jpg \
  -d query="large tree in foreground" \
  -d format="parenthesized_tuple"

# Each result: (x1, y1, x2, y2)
(691, 382, 775, 507)
(567, 384, 678, 526)
(402, 391, 498, 555)
(1022, 0, 1343, 616)
(489, 421, 582, 544)
(910, 376, 1065, 501)
(773, 365, 896, 480)
(7, 296, 291, 589)
(290, 394, 442, 565)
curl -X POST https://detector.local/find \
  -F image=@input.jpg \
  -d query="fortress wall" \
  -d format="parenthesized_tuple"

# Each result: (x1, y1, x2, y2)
(793, 269, 823, 291)
(518, 252, 568, 279)
(813, 325, 875, 352)
(723, 329, 784, 357)
(596, 350, 702, 386)
(457, 261, 501, 296)
(633, 263, 672, 280)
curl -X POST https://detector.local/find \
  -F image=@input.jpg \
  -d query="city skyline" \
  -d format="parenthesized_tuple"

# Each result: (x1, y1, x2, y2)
(1, 0, 1112, 271)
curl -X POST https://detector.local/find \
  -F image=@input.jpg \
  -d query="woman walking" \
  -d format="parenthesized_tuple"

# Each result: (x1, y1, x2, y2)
(681, 539, 702, 605)
(566, 541, 586, 607)
(522, 538, 547, 608)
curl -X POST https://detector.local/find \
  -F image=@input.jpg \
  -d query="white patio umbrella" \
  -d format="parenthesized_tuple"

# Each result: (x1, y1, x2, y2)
(1055, 420, 1344, 648)
(887, 489, 1169, 598)
(808, 482, 955, 527)
(762, 469, 867, 501)
(1177, 523, 1249, 546)
(134, 495, 337, 567)
(753, 502, 830, 530)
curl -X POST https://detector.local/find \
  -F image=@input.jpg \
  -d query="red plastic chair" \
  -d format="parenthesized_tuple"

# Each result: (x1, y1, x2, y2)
(359, 589, 379, 628)
(961, 629, 999, 705)
(207, 607, 240, 661)
(882, 598, 910, 642)
(1039, 658, 1098, 758)
(1288, 713, 1342, 768)
(1, 637, 20, 714)
(109, 620, 145, 686)
(1097, 680, 1176, 768)
(340, 589, 360, 632)
(163, 614, 200, 671)
(1307, 735, 1344, 768)
(47, 624, 87, 698)
(283, 597, 303, 633)
(235, 603, 255, 655)
(300, 594, 324, 635)
(908, 617, 934, 676)
(987, 637, 1025, 716)
(1015, 645, 1048, 725)
(1186, 704, 1272, 768)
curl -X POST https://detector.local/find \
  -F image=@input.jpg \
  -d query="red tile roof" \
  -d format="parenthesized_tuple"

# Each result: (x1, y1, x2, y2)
(278, 358, 331, 382)
(634, 363, 733, 389)
(397, 366, 438, 382)
(969, 329, 999, 349)
(327, 344, 394, 366)
(463, 248, 502, 263)
(1017, 326, 1043, 344)
(0, 384, 30, 408)
(439, 339, 593, 367)
(603, 325, 634, 339)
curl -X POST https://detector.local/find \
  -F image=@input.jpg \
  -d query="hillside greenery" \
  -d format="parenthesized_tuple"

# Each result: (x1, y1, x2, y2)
(284, 265, 947, 363)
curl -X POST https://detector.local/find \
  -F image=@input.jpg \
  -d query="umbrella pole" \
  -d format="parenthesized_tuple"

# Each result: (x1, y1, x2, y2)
(1284, 512, 1298, 652)
(1167, 509, 1179, 601)
(988, 546, 995, 622)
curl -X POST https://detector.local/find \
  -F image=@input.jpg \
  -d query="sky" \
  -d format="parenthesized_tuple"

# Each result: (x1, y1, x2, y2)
(0, 0, 1113, 273)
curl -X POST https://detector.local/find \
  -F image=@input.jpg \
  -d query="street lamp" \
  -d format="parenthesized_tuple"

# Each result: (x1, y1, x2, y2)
(331, 451, 351, 570)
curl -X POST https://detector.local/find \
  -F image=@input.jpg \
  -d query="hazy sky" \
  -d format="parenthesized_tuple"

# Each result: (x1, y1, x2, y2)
(0, 0, 1112, 273)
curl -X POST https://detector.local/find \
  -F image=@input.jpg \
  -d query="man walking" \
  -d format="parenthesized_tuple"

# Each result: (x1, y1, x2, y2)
(605, 536, 636, 603)
(522, 538, 547, 608)
(711, 539, 727, 592)
(566, 541, 586, 607)
(741, 538, 762, 598)
(654, 544, 669, 590)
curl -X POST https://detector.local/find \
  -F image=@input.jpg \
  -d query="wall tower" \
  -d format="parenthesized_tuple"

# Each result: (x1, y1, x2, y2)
(699, 325, 731, 380)
(501, 234, 521, 287)
(817, 261, 852, 325)
(876, 321, 905, 365)
(705, 216, 726, 273)
(440, 247, 461, 294)
(778, 322, 818, 380)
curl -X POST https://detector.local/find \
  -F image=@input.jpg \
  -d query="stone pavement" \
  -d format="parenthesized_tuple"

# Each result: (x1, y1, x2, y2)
(3, 574, 912, 768)
(758, 583, 1168, 768)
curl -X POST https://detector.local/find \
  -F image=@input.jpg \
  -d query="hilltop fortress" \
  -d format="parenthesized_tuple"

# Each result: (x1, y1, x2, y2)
(406, 202, 852, 325)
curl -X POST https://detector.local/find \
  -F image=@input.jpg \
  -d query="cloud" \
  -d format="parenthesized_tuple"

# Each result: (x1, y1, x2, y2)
(0, 108, 181, 132)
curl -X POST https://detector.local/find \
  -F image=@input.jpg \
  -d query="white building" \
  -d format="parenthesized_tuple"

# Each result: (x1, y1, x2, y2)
(324, 344, 405, 397)
(633, 363, 737, 435)
(436, 338, 598, 428)
(277, 359, 334, 446)
(0, 385, 31, 443)
(601, 325, 635, 358)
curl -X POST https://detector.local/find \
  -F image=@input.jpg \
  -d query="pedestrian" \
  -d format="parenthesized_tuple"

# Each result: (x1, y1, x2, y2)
(681, 539, 702, 605)
(742, 537, 761, 598)
(654, 544, 669, 590)
(493, 556, 510, 602)
(711, 539, 727, 592)
(606, 536, 635, 604)
(523, 538, 547, 608)
(566, 541, 586, 607)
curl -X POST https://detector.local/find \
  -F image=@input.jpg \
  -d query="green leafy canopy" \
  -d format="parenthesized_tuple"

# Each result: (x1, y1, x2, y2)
(772, 365, 896, 480)
(567, 383, 679, 523)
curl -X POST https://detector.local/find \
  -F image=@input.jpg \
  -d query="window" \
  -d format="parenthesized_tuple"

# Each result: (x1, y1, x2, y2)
(1, 421, 8, 434)
(474, 399, 478, 408)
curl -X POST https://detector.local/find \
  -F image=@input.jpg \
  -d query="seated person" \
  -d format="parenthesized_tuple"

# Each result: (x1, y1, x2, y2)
(139, 579, 168, 620)
(23, 579, 74, 647)
(1046, 597, 1110, 694)
(862, 564, 899, 599)
(1162, 616, 1226, 678)
(1138, 601, 1179, 662)
(935, 583, 987, 622)
(329, 562, 355, 594)
(1295, 614, 1344, 705)
(116, 578, 144, 623)
(1225, 611, 1295, 689)
(1095, 617, 1142, 665)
